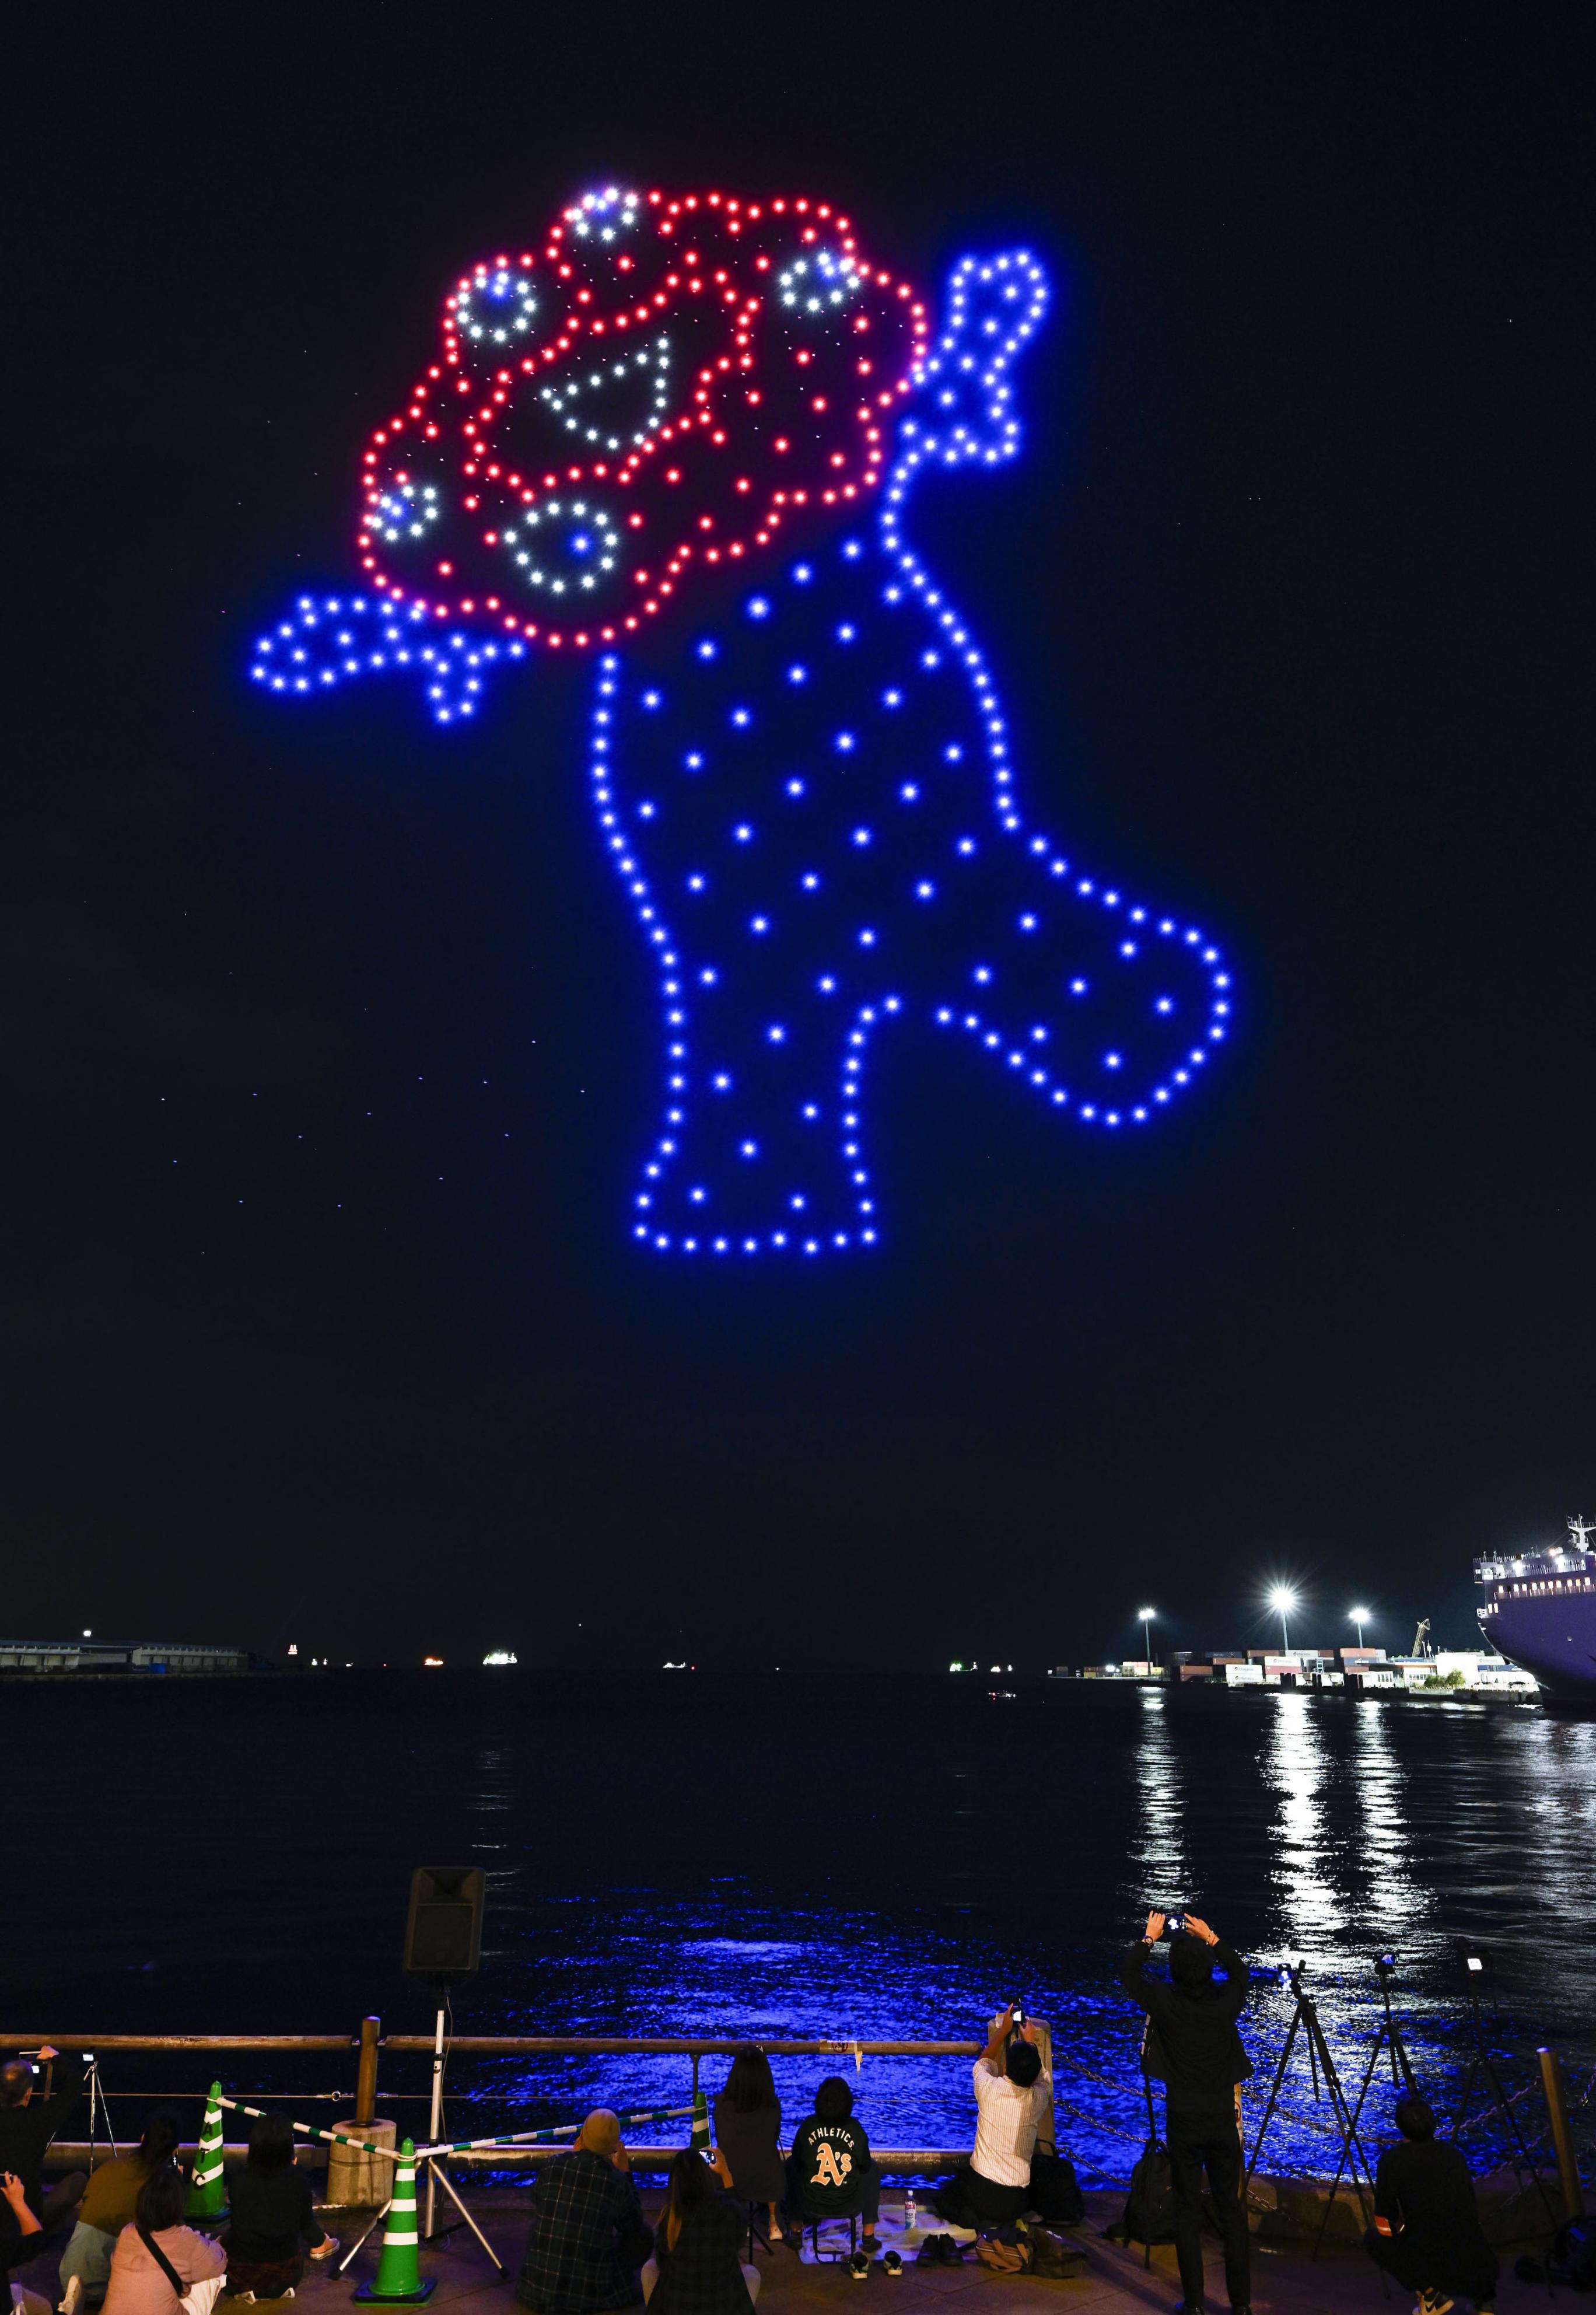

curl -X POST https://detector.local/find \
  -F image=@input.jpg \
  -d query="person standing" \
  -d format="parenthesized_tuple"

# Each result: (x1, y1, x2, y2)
(1119, 1912, 1252, 2315)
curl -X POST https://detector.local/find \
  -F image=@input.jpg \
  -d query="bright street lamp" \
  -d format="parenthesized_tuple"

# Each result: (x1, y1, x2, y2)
(1349, 1606, 1371, 1650)
(1138, 1607, 1156, 1670)
(1268, 1586, 1298, 1655)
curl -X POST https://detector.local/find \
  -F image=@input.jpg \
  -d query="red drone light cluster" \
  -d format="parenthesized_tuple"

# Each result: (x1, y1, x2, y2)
(356, 186, 929, 649)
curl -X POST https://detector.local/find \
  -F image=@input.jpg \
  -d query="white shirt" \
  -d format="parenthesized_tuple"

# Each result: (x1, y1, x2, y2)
(970, 2054, 1052, 2187)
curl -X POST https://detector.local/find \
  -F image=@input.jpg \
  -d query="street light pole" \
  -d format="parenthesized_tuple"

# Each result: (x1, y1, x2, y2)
(1350, 1607, 1369, 1650)
(1268, 1585, 1297, 1656)
(1138, 1607, 1156, 1672)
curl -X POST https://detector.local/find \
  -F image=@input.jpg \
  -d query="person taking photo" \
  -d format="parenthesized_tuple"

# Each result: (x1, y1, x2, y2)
(1119, 1912, 1252, 2315)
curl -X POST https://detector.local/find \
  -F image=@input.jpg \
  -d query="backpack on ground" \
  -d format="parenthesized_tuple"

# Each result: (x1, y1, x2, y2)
(1106, 2072, 1178, 2266)
(1108, 2136, 1178, 2259)
(1516, 2218, 1595, 2290)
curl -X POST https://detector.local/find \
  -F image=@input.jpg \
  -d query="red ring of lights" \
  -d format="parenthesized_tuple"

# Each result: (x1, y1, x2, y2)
(355, 188, 929, 649)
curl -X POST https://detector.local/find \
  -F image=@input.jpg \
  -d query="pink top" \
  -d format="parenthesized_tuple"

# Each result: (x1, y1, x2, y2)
(104, 2223, 226, 2315)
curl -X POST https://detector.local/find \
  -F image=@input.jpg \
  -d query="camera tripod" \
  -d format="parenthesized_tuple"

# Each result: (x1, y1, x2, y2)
(1311, 1956, 1418, 2259)
(1448, 1959, 1559, 2235)
(1244, 1961, 1376, 2258)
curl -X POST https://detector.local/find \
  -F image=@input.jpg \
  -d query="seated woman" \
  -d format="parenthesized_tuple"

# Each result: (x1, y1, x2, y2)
(712, 2048, 786, 2246)
(58, 2114, 183, 2310)
(642, 2149, 759, 2312)
(103, 2165, 226, 2315)
(222, 2114, 339, 2300)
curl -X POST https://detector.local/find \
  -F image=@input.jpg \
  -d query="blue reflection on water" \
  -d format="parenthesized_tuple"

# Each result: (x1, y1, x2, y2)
(3, 1676, 1591, 2183)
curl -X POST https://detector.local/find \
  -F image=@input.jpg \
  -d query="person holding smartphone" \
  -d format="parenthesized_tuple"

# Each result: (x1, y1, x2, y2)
(932, 2006, 1052, 2234)
(0, 2048, 86, 2257)
(1119, 1912, 1253, 2315)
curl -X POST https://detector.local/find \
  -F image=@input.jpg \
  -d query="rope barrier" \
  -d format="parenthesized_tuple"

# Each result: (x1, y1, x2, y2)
(413, 2103, 698, 2159)
(213, 2093, 408, 2164)
(211, 2089, 699, 2166)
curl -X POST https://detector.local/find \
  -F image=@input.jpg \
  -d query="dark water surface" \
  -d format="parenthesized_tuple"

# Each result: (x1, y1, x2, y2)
(7, 1673, 1594, 2181)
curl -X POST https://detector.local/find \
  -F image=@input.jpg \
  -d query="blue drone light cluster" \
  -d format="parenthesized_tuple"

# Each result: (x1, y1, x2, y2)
(249, 233, 1236, 1259)
(251, 597, 528, 723)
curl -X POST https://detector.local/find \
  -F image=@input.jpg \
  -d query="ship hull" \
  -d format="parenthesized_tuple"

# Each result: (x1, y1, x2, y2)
(1479, 1594, 1596, 1699)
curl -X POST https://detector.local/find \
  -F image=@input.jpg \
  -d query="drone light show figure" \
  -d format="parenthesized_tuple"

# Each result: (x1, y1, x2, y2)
(252, 186, 1234, 1256)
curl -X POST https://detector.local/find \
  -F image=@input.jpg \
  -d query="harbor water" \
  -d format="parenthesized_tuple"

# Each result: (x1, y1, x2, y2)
(6, 1671, 1594, 2183)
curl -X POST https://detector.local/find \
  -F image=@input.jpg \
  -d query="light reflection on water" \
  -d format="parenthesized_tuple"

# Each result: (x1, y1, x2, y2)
(4, 1676, 1592, 2181)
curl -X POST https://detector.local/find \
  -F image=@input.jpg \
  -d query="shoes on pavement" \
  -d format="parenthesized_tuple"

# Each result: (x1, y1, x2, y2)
(882, 2250, 903, 2277)
(849, 2250, 870, 2280)
(309, 2235, 340, 2262)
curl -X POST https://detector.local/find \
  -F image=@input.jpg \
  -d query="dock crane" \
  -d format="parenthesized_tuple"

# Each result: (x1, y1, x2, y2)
(1411, 1617, 1432, 1659)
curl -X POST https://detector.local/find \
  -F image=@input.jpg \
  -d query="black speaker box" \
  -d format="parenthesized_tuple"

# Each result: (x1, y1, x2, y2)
(402, 1865, 485, 1977)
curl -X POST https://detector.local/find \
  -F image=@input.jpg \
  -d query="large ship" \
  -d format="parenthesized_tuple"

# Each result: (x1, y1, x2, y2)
(1475, 1517, 1596, 1700)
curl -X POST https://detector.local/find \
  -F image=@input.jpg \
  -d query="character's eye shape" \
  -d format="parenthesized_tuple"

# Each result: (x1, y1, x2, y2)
(369, 481, 442, 544)
(498, 496, 621, 597)
(537, 336, 674, 454)
(778, 247, 867, 316)
(453, 268, 538, 345)
(562, 185, 643, 243)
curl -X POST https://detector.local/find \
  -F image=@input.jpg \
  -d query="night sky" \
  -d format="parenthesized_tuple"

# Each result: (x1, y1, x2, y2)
(7, 4, 1591, 1670)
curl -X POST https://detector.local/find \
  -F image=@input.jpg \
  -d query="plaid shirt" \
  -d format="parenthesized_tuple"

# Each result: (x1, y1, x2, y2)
(650, 2192, 752, 2315)
(515, 2149, 650, 2315)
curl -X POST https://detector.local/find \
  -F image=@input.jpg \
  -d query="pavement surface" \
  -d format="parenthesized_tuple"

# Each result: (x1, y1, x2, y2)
(212, 2183, 1550, 2315)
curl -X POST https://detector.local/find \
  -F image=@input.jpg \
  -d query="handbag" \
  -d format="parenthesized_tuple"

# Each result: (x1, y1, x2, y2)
(1026, 2148, 1083, 2227)
(136, 2226, 226, 2315)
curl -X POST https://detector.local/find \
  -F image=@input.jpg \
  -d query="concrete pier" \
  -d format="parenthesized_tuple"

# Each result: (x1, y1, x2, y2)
(15, 2180, 1565, 2315)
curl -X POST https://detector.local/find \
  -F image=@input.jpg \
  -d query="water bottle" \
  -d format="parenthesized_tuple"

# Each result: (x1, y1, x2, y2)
(904, 2191, 916, 2234)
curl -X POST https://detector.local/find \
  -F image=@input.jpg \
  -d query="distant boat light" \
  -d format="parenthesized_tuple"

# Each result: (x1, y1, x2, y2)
(423, 1656, 444, 1667)
(482, 1650, 518, 1666)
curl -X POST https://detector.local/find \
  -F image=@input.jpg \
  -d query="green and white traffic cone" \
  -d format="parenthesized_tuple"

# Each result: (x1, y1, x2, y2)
(353, 2139, 436, 2304)
(186, 2083, 228, 2220)
(690, 2092, 710, 2155)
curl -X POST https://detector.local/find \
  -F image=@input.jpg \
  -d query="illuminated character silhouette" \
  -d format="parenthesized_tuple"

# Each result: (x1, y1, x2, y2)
(253, 186, 1233, 1256)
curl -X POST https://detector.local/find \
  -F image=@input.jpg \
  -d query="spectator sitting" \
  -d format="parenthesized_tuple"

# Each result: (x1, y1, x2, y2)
(103, 2165, 225, 2315)
(58, 2113, 184, 2311)
(222, 2111, 340, 2300)
(933, 2008, 1051, 2233)
(642, 2149, 758, 2313)
(4, 2169, 52, 2315)
(516, 2110, 653, 2315)
(785, 2077, 881, 2261)
(1119, 1911, 1254, 2315)
(0, 2048, 87, 2254)
(712, 2048, 787, 2247)
(1366, 2096, 1499, 2315)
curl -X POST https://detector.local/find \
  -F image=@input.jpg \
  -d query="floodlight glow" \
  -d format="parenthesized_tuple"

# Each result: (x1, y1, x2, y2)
(248, 183, 1238, 1256)
(1268, 1585, 1298, 1654)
